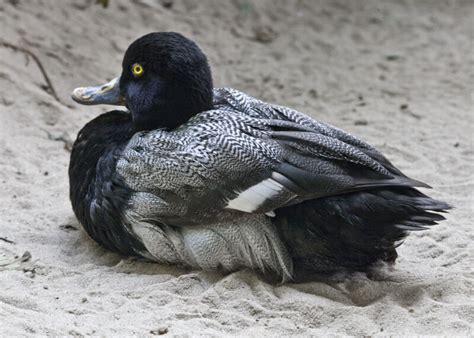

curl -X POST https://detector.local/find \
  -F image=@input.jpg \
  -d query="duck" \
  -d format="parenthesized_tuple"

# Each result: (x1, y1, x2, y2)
(69, 32, 450, 282)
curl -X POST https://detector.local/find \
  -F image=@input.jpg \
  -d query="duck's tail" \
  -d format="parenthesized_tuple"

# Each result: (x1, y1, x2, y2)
(273, 187, 451, 281)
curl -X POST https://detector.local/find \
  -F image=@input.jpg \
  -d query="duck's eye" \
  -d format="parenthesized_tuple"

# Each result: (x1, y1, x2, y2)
(131, 63, 144, 78)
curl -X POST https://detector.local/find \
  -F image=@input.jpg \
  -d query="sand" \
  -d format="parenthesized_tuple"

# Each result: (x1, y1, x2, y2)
(0, 0, 472, 336)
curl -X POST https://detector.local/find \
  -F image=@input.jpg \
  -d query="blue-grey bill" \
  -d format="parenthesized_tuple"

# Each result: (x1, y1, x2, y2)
(71, 77, 125, 106)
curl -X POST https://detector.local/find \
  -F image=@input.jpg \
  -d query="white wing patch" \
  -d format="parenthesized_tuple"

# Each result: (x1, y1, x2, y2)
(226, 177, 284, 213)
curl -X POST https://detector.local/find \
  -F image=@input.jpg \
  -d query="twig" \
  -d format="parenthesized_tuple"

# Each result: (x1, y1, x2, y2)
(0, 41, 61, 103)
(0, 237, 15, 244)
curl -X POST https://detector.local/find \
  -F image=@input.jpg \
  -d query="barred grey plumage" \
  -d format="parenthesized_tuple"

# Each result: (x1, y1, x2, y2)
(111, 88, 425, 281)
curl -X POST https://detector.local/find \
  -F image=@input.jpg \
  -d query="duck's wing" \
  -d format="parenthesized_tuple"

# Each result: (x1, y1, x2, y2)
(116, 89, 428, 222)
(213, 87, 410, 178)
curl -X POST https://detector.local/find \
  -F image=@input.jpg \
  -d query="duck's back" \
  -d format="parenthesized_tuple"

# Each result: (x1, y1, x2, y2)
(215, 88, 450, 279)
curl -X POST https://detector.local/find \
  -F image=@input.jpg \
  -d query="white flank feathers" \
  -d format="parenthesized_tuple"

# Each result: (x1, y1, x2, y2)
(226, 177, 283, 213)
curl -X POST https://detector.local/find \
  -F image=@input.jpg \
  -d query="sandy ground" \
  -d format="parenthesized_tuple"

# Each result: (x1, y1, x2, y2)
(0, 0, 472, 336)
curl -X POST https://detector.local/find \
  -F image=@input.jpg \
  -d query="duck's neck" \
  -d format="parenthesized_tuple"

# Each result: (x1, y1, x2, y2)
(129, 78, 214, 131)
(131, 98, 210, 131)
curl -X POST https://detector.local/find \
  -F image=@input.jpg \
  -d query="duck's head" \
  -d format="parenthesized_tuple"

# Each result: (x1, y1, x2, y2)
(72, 32, 214, 130)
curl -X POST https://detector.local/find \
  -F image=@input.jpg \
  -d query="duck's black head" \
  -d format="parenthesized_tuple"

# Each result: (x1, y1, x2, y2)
(72, 32, 214, 131)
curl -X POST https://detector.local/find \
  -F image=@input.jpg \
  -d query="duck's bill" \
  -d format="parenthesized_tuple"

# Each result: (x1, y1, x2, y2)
(71, 77, 125, 106)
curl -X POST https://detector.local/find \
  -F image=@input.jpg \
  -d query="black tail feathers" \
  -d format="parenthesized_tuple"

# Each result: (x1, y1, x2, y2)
(274, 187, 451, 280)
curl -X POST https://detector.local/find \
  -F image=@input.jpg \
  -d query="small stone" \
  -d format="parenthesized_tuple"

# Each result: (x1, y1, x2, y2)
(96, 0, 109, 8)
(386, 54, 401, 61)
(453, 142, 460, 148)
(308, 89, 318, 98)
(400, 104, 408, 110)
(150, 327, 169, 335)
(369, 17, 382, 24)
(160, 0, 173, 8)
(253, 25, 278, 44)
(354, 119, 368, 126)
(21, 251, 32, 262)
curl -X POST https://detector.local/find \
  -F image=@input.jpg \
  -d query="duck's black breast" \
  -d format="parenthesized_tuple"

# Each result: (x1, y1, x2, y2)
(69, 110, 146, 256)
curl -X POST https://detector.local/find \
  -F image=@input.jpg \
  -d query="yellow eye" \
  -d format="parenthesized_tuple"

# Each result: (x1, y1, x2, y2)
(131, 63, 144, 77)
